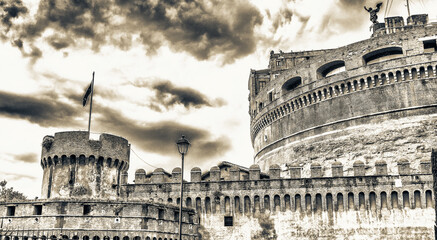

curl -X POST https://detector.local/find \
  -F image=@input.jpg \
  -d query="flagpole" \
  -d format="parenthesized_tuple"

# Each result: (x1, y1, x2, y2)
(88, 72, 95, 133)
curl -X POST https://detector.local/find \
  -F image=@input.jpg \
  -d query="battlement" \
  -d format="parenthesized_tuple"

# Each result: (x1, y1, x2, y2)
(40, 131, 131, 200)
(123, 160, 434, 235)
(41, 131, 130, 166)
(132, 159, 431, 185)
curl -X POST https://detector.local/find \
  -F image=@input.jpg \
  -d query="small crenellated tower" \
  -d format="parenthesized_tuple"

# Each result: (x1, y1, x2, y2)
(40, 131, 130, 199)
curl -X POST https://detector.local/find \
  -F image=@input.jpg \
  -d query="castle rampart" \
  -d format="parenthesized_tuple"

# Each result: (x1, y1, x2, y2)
(121, 160, 434, 239)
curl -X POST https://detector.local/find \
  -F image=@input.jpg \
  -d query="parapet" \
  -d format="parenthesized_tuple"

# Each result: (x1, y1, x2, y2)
(41, 131, 130, 166)
(132, 158, 432, 184)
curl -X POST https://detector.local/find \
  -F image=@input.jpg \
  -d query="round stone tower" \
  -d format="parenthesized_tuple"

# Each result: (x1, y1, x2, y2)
(248, 15, 437, 176)
(40, 131, 130, 199)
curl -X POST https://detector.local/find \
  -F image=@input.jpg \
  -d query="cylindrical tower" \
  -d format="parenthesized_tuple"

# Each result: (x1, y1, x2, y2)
(40, 131, 130, 199)
(248, 15, 437, 176)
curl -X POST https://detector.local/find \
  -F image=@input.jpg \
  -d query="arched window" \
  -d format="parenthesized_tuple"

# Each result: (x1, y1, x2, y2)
(403, 191, 410, 208)
(426, 190, 433, 208)
(244, 196, 251, 214)
(205, 197, 211, 214)
(380, 192, 387, 209)
(284, 194, 291, 211)
(254, 195, 260, 212)
(326, 193, 333, 213)
(391, 191, 399, 209)
(282, 77, 302, 92)
(358, 192, 366, 210)
(315, 194, 322, 213)
(317, 60, 346, 78)
(305, 194, 312, 213)
(363, 47, 403, 64)
(348, 193, 354, 210)
(186, 197, 192, 208)
(336, 193, 344, 211)
(414, 190, 421, 209)
(234, 196, 241, 213)
(369, 192, 376, 212)
(274, 195, 281, 212)
(294, 194, 301, 212)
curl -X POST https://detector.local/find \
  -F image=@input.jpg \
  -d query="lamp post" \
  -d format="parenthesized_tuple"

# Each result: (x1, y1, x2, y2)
(176, 135, 190, 240)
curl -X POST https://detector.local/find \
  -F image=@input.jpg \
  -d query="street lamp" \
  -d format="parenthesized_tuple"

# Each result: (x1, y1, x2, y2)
(176, 135, 190, 240)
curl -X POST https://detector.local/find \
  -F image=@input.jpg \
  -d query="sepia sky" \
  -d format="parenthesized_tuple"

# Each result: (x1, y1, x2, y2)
(1, 0, 436, 198)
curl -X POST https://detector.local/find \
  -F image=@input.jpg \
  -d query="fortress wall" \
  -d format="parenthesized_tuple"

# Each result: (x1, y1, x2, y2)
(123, 170, 434, 239)
(199, 208, 434, 240)
(0, 200, 198, 240)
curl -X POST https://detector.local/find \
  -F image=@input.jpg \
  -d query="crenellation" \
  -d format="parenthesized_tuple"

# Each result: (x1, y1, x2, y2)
(310, 163, 322, 178)
(171, 167, 181, 182)
(190, 167, 201, 182)
(249, 164, 260, 180)
(398, 158, 411, 175)
(331, 162, 343, 177)
(353, 160, 366, 176)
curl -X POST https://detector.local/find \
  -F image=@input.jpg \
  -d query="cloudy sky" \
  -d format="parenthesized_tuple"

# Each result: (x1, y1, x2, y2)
(1, 0, 436, 198)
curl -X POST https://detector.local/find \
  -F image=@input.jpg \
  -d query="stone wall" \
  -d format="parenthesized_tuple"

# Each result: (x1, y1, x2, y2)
(123, 162, 434, 239)
(0, 200, 198, 240)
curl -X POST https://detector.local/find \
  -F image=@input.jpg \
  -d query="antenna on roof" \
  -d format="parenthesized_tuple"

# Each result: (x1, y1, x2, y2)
(406, 0, 411, 17)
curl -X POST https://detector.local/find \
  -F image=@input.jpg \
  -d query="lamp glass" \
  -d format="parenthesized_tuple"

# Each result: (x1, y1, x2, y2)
(177, 135, 190, 155)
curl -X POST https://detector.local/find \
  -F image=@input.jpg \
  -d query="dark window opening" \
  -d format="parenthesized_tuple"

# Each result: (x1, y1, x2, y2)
(268, 92, 273, 102)
(363, 47, 403, 64)
(174, 211, 179, 221)
(282, 77, 302, 92)
(317, 60, 346, 78)
(158, 209, 164, 220)
(83, 205, 91, 215)
(189, 214, 194, 223)
(6, 206, 15, 216)
(34, 205, 42, 215)
(224, 216, 233, 226)
(423, 40, 437, 52)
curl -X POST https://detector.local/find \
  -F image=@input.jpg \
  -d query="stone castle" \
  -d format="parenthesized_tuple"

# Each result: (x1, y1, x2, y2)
(1, 13, 437, 240)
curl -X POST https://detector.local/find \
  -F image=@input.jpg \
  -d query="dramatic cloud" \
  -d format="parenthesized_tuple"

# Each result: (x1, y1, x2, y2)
(0, 90, 81, 127)
(0, 171, 36, 181)
(1, 0, 263, 63)
(133, 79, 226, 111)
(268, 0, 370, 49)
(0, 0, 28, 31)
(13, 153, 38, 163)
(95, 107, 231, 162)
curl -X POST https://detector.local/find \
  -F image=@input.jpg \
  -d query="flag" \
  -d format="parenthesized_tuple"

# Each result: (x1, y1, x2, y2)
(82, 82, 92, 107)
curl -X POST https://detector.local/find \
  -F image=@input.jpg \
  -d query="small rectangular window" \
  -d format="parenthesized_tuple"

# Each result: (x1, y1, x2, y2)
(34, 205, 42, 215)
(189, 214, 194, 224)
(174, 211, 179, 221)
(224, 216, 233, 226)
(6, 206, 15, 216)
(423, 39, 437, 53)
(158, 209, 164, 220)
(268, 92, 273, 102)
(83, 205, 91, 215)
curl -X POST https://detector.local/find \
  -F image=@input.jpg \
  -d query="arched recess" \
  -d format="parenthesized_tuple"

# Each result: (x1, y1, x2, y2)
(317, 60, 346, 78)
(282, 77, 302, 92)
(363, 46, 403, 65)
